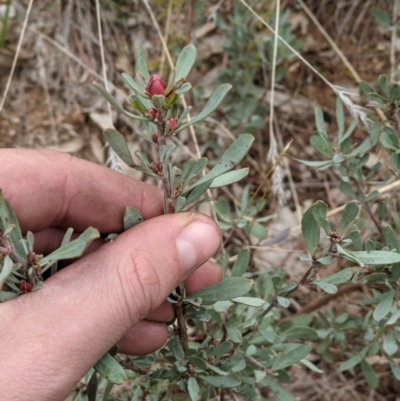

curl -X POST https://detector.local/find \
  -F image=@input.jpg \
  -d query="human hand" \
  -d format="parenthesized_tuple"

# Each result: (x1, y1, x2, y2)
(0, 149, 222, 401)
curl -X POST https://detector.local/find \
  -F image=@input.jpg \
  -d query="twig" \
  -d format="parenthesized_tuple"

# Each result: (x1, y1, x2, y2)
(391, 0, 398, 74)
(0, 0, 34, 113)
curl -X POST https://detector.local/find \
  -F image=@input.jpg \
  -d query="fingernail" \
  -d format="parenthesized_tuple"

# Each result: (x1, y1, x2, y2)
(176, 221, 220, 273)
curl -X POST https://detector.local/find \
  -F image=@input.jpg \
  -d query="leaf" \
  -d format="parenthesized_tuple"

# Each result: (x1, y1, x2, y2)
(210, 168, 249, 188)
(294, 158, 334, 170)
(186, 356, 207, 370)
(86, 371, 98, 401)
(175, 82, 192, 95)
(184, 180, 212, 207)
(209, 341, 233, 356)
(103, 128, 135, 167)
(282, 326, 318, 341)
(277, 296, 290, 307)
(314, 107, 327, 137)
(313, 281, 337, 294)
(339, 181, 359, 200)
(94, 352, 126, 384)
(174, 45, 197, 82)
(319, 268, 353, 285)
(262, 376, 298, 401)
(370, 8, 391, 29)
(310, 132, 332, 158)
(359, 81, 376, 96)
(135, 47, 150, 81)
(188, 377, 200, 401)
(383, 332, 398, 356)
(93, 82, 147, 121)
(336, 97, 345, 141)
(200, 374, 241, 388)
(176, 84, 232, 133)
(301, 204, 320, 256)
(0, 256, 14, 289)
(185, 134, 254, 192)
(340, 119, 358, 144)
(231, 249, 250, 277)
(378, 75, 388, 95)
(121, 72, 145, 96)
(384, 226, 399, 251)
(337, 201, 360, 232)
(123, 207, 143, 230)
(168, 337, 184, 360)
(311, 201, 330, 234)
(390, 364, 400, 380)
(187, 277, 253, 305)
(340, 353, 363, 371)
(40, 227, 100, 265)
(231, 297, 265, 306)
(373, 290, 395, 321)
(0, 190, 25, 259)
(351, 251, 400, 265)
(271, 344, 312, 371)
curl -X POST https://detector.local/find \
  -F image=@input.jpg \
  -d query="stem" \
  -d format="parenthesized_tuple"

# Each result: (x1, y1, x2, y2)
(343, 162, 385, 241)
(155, 109, 188, 349)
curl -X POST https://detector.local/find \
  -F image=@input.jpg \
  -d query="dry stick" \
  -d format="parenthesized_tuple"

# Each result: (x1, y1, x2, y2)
(0, 0, 34, 113)
(279, 283, 363, 322)
(159, 0, 172, 77)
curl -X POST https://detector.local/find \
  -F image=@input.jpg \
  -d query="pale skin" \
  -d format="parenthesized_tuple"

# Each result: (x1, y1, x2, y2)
(0, 149, 222, 401)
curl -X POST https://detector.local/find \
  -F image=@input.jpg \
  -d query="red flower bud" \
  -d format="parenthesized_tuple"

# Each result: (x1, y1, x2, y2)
(19, 280, 33, 293)
(146, 75, 166, 96)
(151, 132, 159, 143)
(168, 118, 177, 131)
(148, 108, 158, 119)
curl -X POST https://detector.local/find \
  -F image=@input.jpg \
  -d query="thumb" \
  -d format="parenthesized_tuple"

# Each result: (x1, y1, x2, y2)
(0, 212, 221, 400)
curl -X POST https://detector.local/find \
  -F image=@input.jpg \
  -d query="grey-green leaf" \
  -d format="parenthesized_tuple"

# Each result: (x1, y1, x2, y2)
(188, 377, 200, 401)
(174, 45, 197, 82)
(185, 134, 254, 192)
(93, 82, 147, 121)
(337, 201, 360, 232)
(319, 268, 353, 285)
(103, 128, 135, 167)
(210, 168, 249, 188)
(231, 297, 265, 306)
(271, 344, 312, 371)
(301, 204, 320, 256)
(200, 374, 241, 388)
(351, 251, 400, 265)
(373, 290, 395, 321)
(94, 352, 127, 384)
(313, 281, 337, 294)
(135, 47, 150, 81)
(282, 326, 318, 341)
(176, 84, 232, 133)
(124, 207, 144, 230)
(0, 256, 14, 289)
(311, 200, 330, 234)
(340, 352, 363, 371)
(187, 277, 253, 305)
(232, 249, 250, 277)
(0, 190, 25, 258)
(40, 227, 99, 265)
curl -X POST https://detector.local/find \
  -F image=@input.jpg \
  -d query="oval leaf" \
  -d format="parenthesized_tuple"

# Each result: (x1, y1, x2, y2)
(373, 290, 395, 321)
(103, 128, 136, 167)
(210, 168, 249, 188)
(185, 134, 254, 192)
(40, 227, 100, 265)
(175, 45, 197, 82)
(338, 201, 360, 233)
(187, 277, 253, 305)
(313, 281, 337, 294)
(124, 207, 144, 230)
(301, 204, 320, 256)
(200, 374, 241, 388)
(271, 344, 312, 371)
(176, 84, 232, 133)
(231, 296, 265, 306)
(94, 352, 127, 384)
(351, 251, 400, 265)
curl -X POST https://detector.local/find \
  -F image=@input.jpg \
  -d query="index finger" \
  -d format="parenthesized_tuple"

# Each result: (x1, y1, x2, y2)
(1, 149, 163, 233)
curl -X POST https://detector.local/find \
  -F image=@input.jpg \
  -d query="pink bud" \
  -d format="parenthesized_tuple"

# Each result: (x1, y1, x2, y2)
(19, 280, 33, 293)
(168, 118, 177, 131)
(146, 75, 166, 96)
(148, 108, 158, 119)
(151, 132, 159, 143)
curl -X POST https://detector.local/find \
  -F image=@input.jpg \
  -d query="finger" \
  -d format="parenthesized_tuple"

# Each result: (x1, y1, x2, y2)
(0, 149, 163, 233)
(185, 260, 223, 295)
(117, 321, 168, 355)
(0, 212, 221, 400)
